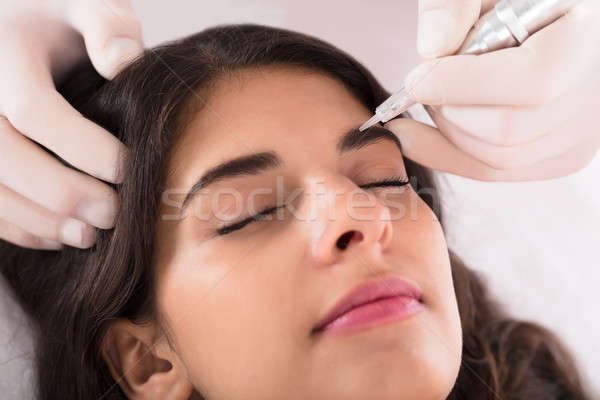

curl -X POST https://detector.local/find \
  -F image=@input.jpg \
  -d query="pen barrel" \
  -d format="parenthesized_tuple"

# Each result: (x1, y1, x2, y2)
(458, 0, 582, 55)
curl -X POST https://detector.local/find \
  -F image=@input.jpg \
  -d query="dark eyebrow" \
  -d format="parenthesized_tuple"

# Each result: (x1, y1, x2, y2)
(182, 151, 280, 208)
(337, 125, 403, 154)
(181, 125, 402, 210)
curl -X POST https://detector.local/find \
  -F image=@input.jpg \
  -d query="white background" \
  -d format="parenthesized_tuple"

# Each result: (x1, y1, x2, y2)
(1, 1, 598, 398)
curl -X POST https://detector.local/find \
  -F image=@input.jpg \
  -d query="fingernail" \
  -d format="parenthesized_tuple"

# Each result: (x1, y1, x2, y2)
(76, 195, 118, 229)
(60, 218, 97, 248)
(418, 9, 454, 58)
(105, 38, 143, 78)
(38, 238, 63, 250)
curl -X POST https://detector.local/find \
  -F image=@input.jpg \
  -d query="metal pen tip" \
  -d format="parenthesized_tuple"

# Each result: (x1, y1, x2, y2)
(359, 114, 380, 132)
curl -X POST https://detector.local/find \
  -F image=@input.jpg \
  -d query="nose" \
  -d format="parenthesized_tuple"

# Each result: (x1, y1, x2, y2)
(310, 180, 394, 265)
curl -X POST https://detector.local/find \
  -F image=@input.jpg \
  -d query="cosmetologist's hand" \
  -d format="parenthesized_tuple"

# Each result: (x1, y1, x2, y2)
(0, 0, 142, 249)
(385, 0, 600, 181)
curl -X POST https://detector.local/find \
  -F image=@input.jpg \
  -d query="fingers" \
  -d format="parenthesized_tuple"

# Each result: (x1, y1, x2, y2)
(435, 74, 599, 146)
(0, 184, 96, 249)
(385, 118, 503, 179)
(428, 103, 596, 170)
(65, 0, 143, 79)
(480, 0, 498, 13)
(0, 0, 131, 251)
(385, 118, 598, 181)
(493, 135, 600, 181)
(0, 218, 62, 251)
(4, 89, 127, 184)
(0, 118, 119, 230)
(436, 101, 574, 148)
(417, 0, 481, 58)
(406, 3, 600, 106)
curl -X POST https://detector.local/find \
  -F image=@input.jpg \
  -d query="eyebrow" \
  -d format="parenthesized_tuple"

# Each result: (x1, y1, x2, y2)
(181, 125, 402, 208)
(337, 125, 402, 154)
(182, 151, 281, 208)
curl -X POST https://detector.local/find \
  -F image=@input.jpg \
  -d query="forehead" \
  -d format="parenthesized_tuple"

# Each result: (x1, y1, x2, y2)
(167, 66, 373, 183)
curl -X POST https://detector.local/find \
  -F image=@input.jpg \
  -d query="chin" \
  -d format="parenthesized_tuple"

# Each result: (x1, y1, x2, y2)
(314, 343, 460, 400)
(307, 313, 461, 400)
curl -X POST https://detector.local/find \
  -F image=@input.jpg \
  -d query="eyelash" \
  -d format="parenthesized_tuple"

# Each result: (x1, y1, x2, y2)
(216, 175, 410, 236)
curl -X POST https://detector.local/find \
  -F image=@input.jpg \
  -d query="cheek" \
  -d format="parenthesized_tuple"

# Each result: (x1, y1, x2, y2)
(385, 188, 454, 303)
(155, 244, 307, 399)
(387, 189, 463, 379)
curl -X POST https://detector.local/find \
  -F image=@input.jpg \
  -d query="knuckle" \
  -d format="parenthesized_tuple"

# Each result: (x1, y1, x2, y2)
(5, 92, 42, 130)
(1, 223, 36, 247)
(47, 189, 81, 217)
(14, 232, 35, 247)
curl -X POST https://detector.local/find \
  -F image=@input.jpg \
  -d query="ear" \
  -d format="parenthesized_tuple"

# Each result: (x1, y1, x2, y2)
(101, 319, 194, 399)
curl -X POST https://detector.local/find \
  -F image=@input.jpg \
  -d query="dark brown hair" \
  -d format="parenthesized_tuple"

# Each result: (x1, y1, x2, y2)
(0, 24, 590, 399)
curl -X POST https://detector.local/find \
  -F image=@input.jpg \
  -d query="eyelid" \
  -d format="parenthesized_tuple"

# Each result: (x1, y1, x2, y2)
(358, 175, 410, 189)
(342, 147, 406, 182)
(216, 204, 284, 235)
(216, 175, 410, 236)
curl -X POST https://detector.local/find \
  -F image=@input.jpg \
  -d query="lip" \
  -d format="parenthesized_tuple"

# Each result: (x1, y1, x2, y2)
(312, 274, 424, 335)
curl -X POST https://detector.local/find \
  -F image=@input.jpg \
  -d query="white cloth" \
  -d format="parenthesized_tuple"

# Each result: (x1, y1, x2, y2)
(0, 278, 36, 399)
(437, 156, 600, 394)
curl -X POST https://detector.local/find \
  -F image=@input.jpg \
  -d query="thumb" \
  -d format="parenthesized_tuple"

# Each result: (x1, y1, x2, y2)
(417, 0, 481, 58)
(65, 0, 144, 79)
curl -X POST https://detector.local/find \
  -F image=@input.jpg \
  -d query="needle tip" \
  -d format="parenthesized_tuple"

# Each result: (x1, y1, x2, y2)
(359, 115, 380, 131)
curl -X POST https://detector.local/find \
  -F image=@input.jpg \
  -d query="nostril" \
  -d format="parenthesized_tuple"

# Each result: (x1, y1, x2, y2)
(336, 230, 363, 250)
(336, 231, 353, 250)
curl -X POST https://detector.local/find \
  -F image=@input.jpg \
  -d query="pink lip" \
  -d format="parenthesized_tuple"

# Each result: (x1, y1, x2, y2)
(312, 275, 424, 335)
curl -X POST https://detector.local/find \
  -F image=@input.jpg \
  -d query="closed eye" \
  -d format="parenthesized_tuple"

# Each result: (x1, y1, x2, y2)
(216, 176, 410, 236)
(358, 176, 410, 190)
(216, 204, 285, 236)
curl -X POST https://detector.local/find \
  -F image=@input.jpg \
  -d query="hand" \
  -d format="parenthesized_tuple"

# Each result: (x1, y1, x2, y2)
(385, 0, 600, 181)
(0, 0, 143, 250)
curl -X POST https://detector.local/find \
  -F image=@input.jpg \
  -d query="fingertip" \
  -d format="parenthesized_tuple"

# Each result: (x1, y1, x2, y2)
(100, 37, 143, 80)
(404, 60, 439, 103)
(416, 0, 481, 58)
(112, 141, 129, 184)
(384, 118, 422, 153)
(383, 117, 405, 132)
(66, 0, 145, 80)
(417, 9, 455, 58)
(76, 190, 119, 230)
(38, 238, 64, 251)
(95, 134, 129, 184)
(59, 218, 97, 249)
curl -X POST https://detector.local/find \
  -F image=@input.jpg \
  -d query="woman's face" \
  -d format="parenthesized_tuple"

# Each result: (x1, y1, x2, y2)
(154, 66, 462, 399)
